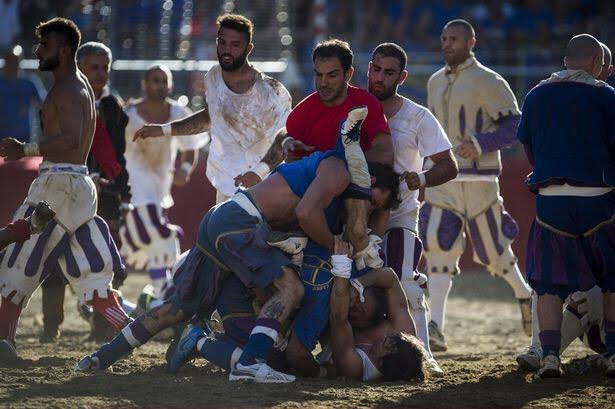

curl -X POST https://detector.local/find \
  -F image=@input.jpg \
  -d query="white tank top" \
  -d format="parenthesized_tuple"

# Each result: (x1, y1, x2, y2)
(355, 348, 383, 381)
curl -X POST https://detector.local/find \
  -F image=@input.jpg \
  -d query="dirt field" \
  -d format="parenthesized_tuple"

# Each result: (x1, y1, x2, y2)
(1, 270, 613, 409)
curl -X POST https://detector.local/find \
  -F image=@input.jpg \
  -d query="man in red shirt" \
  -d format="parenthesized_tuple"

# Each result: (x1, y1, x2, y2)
(237, 39, 394, 268)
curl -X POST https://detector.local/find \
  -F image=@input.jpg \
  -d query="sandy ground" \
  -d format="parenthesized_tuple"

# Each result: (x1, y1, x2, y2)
(1, 270, 613, 409)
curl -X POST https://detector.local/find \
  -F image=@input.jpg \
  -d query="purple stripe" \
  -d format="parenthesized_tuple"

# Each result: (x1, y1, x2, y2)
(132, 208, 151, 245)
(438, 209, 463, 251)
(565, 305, 583, 320)
(586, 324, 606, 353)
(7, 206, 35, 268)
(475, 108, 483, 134)
(606, 320, 615, 332)
(24, 221, 58, 277)
(526, 220, 543, 282)
(146, 204, 171, 239)
(413, 237, 423, 271)
(346, 183, 372, 199)
(500, 209, 519, 240)
(539, 330, 561, 348)
(459, 105, 466, 137)
(485, 207, 504, 255)
(64, 245, 81, 278)
(458, 168, 501, 175)
(75, 223, 105, 273)
(94, 216, 124, 274)
(254, 317, 280, 332)
(130, 319, 154, 344)
(547, 231, 567, 285)
(467, 218, 489, 265)
(123, 226, 139, 252)
(418, 203, 432, 251)
(385, 228, 404, 280)
(148, 267, 168, 280)
(41, 233, 70, 281)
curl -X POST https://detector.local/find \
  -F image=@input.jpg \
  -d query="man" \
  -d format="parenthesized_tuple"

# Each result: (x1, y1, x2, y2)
(134, 14, 291, 204)
(120, 64, 206, 300)
(516, 41, 615, 369)
(421, 19, 532, 351)
(77, 109, 398, 382)
(39, 41, 132, 342)
(516, 34, 615, 378)
(0, 45, 45, 143)
(255, 38, 394, 271)
(0, 18, 130, 362)
(367, 42, 457, 372)
(0, 202, 55, 251)
(327, 238, 428, 381)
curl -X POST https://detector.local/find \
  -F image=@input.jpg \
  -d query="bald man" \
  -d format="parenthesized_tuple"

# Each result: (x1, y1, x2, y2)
(598, 42, 613, 82)
(517, 34, 615, 378)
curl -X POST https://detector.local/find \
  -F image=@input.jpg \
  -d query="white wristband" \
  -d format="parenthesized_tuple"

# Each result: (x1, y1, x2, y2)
(418, 172, 427, 188)
(252, 162, 271, 179)
(281, 136, 294, 148)
(180, 161, 193, 174)
(161, 123, 172, 137)
(331, 254, 352, 279)
(23, 142, 40, 157)
(350, 278, 365, 303)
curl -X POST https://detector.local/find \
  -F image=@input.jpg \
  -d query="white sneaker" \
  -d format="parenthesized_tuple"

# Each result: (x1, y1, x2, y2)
(427, 357, 444, 375)
(537, 354, 562, 378)
(516, 344, 542, 371)
(229, 362, 295, 383)
(606, 355, 615, 378)
(340, 106, 368, 145)
(75, 355, 109, 372)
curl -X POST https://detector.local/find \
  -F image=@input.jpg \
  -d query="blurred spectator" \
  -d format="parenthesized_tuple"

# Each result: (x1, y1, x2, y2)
(0, 45, 45, 143)
(0, 0, 21, 49)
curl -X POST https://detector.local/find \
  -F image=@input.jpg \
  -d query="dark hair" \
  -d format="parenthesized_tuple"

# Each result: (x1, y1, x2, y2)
(381, 333, 428, 382)
(216, 13, 254, 43)
(372, 43, 407, 72)
(144, 64, 173, 84)
(443, 19, 476, 39)
(368, 162, 401, 211)
(365, 286, 388, 325)
(35, 17, 81, 56)
(313, 39, 353, 71)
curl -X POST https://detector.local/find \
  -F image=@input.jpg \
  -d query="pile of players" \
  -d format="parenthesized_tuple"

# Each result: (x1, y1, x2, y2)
(0, 11, 613, 383)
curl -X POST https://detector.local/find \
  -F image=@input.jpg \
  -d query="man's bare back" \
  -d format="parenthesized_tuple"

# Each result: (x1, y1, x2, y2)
(39, 70, 95, 164)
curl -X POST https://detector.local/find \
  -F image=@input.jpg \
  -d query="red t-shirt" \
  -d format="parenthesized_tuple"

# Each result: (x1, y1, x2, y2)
(286, 85, 390, 158)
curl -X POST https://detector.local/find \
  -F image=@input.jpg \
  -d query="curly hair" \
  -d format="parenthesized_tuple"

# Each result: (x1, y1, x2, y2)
(381, 333, 429, 382)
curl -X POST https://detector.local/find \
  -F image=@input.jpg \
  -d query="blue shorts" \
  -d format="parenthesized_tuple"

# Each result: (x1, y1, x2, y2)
(526, 191, 615, 299)
(216, 275, 257, 347)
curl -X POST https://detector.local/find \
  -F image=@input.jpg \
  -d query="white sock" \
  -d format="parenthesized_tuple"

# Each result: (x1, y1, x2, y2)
(530, 291, 540, 348)
(428, 273, 452, 330)
(501, 264, 531, 299)
(410, 307, 432, 358)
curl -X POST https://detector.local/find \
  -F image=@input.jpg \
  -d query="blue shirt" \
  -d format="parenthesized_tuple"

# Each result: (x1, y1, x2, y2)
(0, 75, 45, 142)
(517, 81, 615, 188)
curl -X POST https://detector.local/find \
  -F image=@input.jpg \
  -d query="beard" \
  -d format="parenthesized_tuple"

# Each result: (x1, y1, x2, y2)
(317, 82, 345, 103)
(218, 49, 248, 72)
(368, 81, 397, 101)
(38, 54, 60, 71)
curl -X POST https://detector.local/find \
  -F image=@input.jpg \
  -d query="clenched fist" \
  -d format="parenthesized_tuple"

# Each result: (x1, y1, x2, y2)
(402, 171, 422, 190)
(0, 138, 25, 161)
(234, 171, 261, 188)
(133, 124, 164, 141)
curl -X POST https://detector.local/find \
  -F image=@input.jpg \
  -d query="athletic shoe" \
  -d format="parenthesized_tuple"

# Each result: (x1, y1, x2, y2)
(537, 354, 562, 378)
(39, 329, 60, 344)
(518, 298, 532, 337)
(340, 106, 368, 145)
(229, 362, 296, 383)
(75, 354, 106, 372)
(516, 344, 542, 371)
(266, 230, 308, 255)
(606, 355, 615, 377)
(427, 357, 444, 375)
(428, 321, 448, 352)
(29, 201, 55, 234)
(0, 340, 18, 363)
(131, 286, 158, 317)
(167, 325, 205, 374)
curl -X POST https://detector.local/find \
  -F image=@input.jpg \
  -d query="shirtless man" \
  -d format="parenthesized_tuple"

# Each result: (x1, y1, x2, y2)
(0, 18, 129, 361)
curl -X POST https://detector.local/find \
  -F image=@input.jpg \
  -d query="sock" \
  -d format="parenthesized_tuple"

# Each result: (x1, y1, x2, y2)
(530, 291, 540, 348)
(148, 267, 170, 298)
(605, 320, 615, 358)
(539, 330, 561, 358)
(409, 307, 432, 358)
(501, 264, 532, 299)
(89, 290, 130, 331)
(560, 305, 587, 352)
(237, 318, 280, 366)
(197, 337, 242, 371)
(95, 318, 153, 369)
(0, 295, 22, 342)
(428, 273, 452, 330)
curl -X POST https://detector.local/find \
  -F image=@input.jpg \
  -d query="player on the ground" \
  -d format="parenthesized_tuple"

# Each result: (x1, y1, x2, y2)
(40, 41, 132, 343)
(422, 19, 532, 351)
(134, 14, 291, 204)
(516, 41, 615, 371)
(0, 18, 130, 362)
(120, 64, 206, 301)
(517, 33, 615, 378)
(367, 42, 457, 372)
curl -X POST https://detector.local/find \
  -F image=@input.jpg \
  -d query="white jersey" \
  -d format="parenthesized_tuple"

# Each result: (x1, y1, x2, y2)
(124, 100, 208, 208)
(388, 97, 451, 229)
(204, 64, 292, 197)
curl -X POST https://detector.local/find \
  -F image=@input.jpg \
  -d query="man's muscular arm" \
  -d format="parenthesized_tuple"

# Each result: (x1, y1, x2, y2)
(403, 149, 458, 190)
(133, 106, 211, 141)
(365, 131, 394, 165)
(295, 158, 350, 251)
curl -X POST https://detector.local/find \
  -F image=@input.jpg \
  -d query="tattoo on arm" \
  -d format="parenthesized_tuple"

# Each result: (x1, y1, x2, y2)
(171, 108, 211, 135)
(262, 300, 285, 321)
(261, 128, 288, 168)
